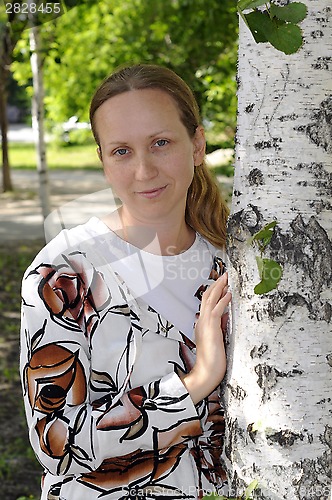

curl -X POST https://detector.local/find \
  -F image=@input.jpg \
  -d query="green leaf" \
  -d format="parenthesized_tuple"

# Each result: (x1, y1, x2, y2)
(244, 9, 304, 54)
(245, 479, 259, 499)
(248, 221, 278, 248)
(270, 2, 307, 23)
(237, 0, 267, 12)
(244, 10, 271, 42)
(268, 22, 303, 54)
(255, 255, 264, 279)
(254, 258, 283, 294)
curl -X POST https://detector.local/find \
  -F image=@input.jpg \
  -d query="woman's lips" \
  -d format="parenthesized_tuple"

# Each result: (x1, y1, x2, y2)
(137, 185, 167, 199)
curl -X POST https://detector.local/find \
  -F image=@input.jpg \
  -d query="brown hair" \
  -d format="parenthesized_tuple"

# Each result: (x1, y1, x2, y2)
(89, 64, 229, 249)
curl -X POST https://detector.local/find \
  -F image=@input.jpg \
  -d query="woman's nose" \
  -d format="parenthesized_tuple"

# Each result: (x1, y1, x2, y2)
(135, 153, 158, 180)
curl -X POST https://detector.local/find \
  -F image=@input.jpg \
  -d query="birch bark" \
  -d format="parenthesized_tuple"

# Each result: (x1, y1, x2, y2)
(29, 21, 51, 219)
(223, 1, 332, 499)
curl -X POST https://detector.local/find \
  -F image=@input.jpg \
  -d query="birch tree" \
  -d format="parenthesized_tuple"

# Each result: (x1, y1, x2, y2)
(223, 1, 332, 498)
(29, 19, 51, 219)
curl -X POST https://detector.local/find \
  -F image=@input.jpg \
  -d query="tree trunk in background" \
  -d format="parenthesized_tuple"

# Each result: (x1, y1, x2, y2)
(0, 72, 12, 192)
(0, 24, 13, 192)
(223, 1, 332, 499)
(29, 23, 51, 220)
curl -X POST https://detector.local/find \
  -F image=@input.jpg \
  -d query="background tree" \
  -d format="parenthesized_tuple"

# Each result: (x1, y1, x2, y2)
(29, 18, 51, 219)
(224, 0, 332, 498)
(0, 2, 28, 191)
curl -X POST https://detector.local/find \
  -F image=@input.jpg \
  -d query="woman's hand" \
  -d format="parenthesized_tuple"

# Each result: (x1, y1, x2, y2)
(182, 273, 231, 404)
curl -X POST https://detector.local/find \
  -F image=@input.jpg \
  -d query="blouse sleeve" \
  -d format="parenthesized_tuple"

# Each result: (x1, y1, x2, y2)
(20, 248, 205, 477)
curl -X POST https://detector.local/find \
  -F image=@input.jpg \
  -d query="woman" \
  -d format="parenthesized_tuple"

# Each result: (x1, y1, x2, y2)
(20, 64, 231, 499)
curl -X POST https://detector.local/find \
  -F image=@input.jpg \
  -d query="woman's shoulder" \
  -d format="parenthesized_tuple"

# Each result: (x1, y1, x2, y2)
(26, 217, 103, 271)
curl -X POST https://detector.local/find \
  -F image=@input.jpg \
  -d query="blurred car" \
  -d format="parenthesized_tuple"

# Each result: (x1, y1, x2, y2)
(61, 116, 91, 142)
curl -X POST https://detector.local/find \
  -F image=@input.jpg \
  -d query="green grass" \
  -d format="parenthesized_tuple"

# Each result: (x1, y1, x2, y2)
(0, 241, 44, 500)
(9, 142, 100, 170)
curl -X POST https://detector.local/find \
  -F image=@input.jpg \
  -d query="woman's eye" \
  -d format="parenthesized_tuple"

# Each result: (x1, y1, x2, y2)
(114, 148, 129, 156)
(155, 139, 169, 147)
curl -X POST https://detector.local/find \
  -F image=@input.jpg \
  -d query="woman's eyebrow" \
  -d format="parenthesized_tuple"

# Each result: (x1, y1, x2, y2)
(104, 130, 174, 146)
(147, 129, 173, 138)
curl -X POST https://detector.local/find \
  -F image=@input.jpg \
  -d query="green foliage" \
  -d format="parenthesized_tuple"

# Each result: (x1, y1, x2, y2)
(254, 256, 283, 294)
(244, 480, 259, 499)
(12, 0, 237, 146)
(16, 497, 38, 500)
(248, 221, 283, 294)
(237, 0, 307, 54)
(248, 220, 277, 252)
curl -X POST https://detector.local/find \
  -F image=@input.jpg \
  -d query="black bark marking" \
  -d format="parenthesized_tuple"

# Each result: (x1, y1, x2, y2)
(311, 30, 324, 39)
(298, 456, 332, 499)
(227, 206, 263, 290)
(248, 168, 264, 186)
(250, 343, 269, 359)
(241, 205, 261, 229)
(255, 363, 304, 402)
(326, 353, 332, 367)
(322, 425, 332, 449)
(267, 292, 310, 320)
(278, 112, 299, 122)
(233, 189, 242, 197)
(309, 199, 332, 214)
(266, 429, 304, 447)
(312, 56, 332, 71)
(295, 162, 332, 197)
(316, 397, 331, 405)
(227, 383, 247, 401)
(245, 103, 255, 113)
(227, 206, 262, 248)
(268, 214, 332, 322)
(224, 417, 246, 461)
(254, 137, 282, 151)
(255, 364, 279, 401)
(247, 422, 257, 443)
(295, 96, 332, 152)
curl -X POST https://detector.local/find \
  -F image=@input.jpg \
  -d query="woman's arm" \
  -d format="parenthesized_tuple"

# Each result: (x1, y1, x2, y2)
(20, 253, 205, 478)
(182, 273, 231, 404)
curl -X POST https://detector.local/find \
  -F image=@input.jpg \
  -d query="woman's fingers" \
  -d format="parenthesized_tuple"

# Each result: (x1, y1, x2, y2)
(201, 273, 230, 307)
(213, 290, 232, 316)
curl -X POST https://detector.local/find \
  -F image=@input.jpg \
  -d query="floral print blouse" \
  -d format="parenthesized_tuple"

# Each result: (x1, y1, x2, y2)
(20, 222, 228, 500)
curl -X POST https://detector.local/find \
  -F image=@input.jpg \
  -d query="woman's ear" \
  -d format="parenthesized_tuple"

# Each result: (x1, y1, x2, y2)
(193, 126, 206, 166)
(97, 146, 102, 162)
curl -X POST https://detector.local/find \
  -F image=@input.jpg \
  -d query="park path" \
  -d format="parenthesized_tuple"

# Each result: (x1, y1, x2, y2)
(0, 169, 115, 243)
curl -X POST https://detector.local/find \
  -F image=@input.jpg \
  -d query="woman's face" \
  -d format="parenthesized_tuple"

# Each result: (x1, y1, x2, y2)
(94, 88, 205, 226)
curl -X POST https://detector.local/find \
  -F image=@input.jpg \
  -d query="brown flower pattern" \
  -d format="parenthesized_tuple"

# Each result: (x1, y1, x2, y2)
(20, 231, 228, 499)
(32, 251, 111, 337)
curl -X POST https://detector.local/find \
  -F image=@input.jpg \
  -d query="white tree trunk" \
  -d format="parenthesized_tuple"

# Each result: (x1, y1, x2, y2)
(223, 1, 332, 499)
(29, 22, 51, 220)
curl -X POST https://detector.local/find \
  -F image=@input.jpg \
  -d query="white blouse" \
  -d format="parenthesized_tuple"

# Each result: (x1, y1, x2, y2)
(89, 217, 217, 339)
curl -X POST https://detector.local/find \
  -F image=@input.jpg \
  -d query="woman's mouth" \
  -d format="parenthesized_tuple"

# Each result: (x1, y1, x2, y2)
(137, 185, 167, 199)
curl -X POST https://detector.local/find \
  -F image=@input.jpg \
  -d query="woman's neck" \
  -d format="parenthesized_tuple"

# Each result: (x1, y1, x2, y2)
(103, 207, 195, 256)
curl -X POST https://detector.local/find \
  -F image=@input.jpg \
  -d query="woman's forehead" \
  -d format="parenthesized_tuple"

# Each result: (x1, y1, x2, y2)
(94, 89, 185, 139)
